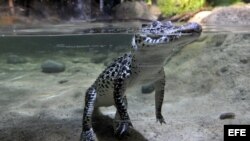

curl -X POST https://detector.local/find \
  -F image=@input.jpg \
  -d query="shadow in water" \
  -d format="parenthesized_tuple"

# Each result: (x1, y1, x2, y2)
(93, 113, 148, 141)
(0, 112, 147, 141)
(0, 116, 81, 141)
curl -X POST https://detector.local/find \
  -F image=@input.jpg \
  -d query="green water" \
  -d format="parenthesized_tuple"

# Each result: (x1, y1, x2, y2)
(0, 23, 249, 141)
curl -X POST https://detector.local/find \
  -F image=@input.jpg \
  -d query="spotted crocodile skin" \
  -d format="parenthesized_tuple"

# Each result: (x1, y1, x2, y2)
(80, 21, 202, 141)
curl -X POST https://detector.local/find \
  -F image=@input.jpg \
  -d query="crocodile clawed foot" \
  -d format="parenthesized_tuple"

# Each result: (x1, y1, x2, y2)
(80, 128, 96, 141)
(114, 121, 132, 138)
(157, 114, 166, 125)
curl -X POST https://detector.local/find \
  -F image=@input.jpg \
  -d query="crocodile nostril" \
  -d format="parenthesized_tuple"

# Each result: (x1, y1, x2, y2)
(196, 25, 202, 32)
(180, 23, 202, 33)
(190, 23, 202, 33)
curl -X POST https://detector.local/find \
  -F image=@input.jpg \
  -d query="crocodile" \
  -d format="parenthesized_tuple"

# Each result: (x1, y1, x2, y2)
(80, 21, 202, 141)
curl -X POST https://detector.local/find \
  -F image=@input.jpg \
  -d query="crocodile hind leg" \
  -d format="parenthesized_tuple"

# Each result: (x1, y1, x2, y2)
(113, 95, 133, 137)
(154, 69, 166, 124)
(81, 87, 97, 141)
(113, 77, 133, 137)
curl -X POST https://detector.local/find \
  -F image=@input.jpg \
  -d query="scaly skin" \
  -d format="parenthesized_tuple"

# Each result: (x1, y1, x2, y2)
(80, 21, 202, 141)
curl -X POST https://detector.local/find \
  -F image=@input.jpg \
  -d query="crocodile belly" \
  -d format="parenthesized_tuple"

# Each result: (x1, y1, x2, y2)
(95, 89, 115, 107)
(129, 69, 162, 87)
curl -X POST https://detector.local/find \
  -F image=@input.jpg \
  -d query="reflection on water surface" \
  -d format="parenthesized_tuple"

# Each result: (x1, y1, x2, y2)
(0, 23, 249, 141)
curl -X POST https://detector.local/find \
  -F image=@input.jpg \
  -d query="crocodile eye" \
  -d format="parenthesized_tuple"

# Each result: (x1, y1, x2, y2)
(135, 39, 139, 43)
(152, 21, 159, 27)
(163, 21, 173, 28)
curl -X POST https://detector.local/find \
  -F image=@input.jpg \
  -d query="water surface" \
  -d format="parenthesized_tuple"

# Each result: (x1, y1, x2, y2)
(0, 23, 249, 141)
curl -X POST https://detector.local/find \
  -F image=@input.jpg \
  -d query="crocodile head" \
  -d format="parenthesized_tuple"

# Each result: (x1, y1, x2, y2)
(131, 21, 202, 51)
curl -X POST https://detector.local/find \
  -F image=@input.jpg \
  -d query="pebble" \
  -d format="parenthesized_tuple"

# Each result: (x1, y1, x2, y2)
(220, 66, 228, 73)
(58, 80, 68, 84)
(41, 60, 65, 73)
(239, 57, 248, 64)
(141, 83, 155, 94)
(72, 59, 80, 64)
(91, 55, 107, 64)
(219, 112, 235, 120)
(6, 55, 27, 64)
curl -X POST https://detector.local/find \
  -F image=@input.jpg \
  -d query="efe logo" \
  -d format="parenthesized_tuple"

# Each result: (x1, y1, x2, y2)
(224, 125, 249, 141)
(228, 129, 246, 136)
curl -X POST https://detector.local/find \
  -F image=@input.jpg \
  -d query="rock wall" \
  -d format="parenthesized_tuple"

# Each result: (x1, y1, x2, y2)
(190, 4, 250, 25)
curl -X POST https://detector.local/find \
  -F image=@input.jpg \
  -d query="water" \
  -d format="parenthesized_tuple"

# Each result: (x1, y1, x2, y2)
(0, 23, 249, 141)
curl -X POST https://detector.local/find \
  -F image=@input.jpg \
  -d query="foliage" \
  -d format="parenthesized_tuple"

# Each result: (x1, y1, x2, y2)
(158, 0, 206, 16)
(145, 0, 152, 5)
(207, 0, 243, 6)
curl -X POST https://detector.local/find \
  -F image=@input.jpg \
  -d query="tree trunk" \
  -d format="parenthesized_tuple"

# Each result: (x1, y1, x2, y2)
(99, 0, 104, 12)
(8, 0, 15, 15)
(152, 0, 157, 5)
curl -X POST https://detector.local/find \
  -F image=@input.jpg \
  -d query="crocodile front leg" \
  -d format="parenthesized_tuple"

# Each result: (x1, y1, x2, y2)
(81, 87, 97, 141)
(113, 77, 133, 137)
(154, 69, 166, 124)
(114, 95, 133, 137)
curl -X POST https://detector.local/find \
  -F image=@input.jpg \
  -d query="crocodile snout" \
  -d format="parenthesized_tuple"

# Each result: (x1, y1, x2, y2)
(182, 22, 202, 34)
(191, 22, 202, 33)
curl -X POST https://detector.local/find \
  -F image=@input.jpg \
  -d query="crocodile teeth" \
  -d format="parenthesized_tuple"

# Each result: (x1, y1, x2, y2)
(145, 37, 152, 43)
(155, 39, 159, 43)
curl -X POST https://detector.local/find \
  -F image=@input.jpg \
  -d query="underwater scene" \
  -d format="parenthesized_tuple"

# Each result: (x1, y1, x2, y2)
(0, 22, 249, 141)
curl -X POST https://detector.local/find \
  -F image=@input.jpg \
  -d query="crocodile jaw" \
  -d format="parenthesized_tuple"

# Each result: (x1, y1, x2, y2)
(132, 21, 202, 50)
(131, 21, 202, 69)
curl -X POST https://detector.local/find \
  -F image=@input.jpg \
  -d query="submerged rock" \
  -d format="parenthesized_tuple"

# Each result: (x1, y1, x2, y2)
(219, 112, 235, 120)
(6, 55, 27, 64)
(220, 66, 229, 73)
(72, 59, 81, 64)
(41, 60, 65, 73)
(239, 57, 248, 64)
(91, 54, 108, 64)
(58, 80, 68, 84)
(141, 83, 155, 94)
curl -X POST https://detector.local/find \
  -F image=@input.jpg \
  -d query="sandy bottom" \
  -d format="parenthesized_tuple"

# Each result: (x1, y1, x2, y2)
(0, 33, 250, 141)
